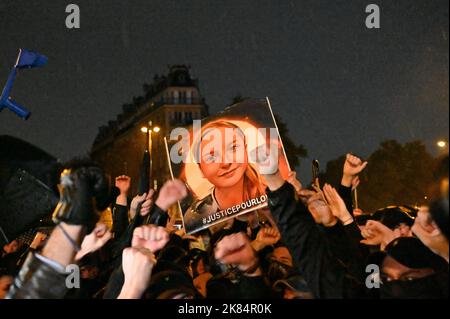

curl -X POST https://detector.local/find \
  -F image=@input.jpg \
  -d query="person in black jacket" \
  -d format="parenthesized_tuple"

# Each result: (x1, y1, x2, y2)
(372, 237, 448, 298)
(264, 174, 344, 298)
(7, 160, 111, 299)
(111, 175, 132, 238)
(262, 155, 373, 299)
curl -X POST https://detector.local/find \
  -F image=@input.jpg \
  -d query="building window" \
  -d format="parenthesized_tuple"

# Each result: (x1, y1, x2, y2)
(173, 90, 179, 104)
(175, 112, 182, 123)
(180, 91, 186, 104)
(186, 90, 192, 104)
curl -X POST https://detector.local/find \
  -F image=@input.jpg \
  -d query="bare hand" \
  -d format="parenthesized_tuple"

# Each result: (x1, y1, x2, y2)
(76, 223, 112, 261)
(130, 190, 155, 218)
(351, 176, 360, 190)
(298, 188, 316, 205)
(155, 179, 188, 211)
(342, 154, 367, 187)
(252, 226, 281, 251)
(132, 224, 170, 253)
(360, 220, 396, 249)
(343, 154, 368, 176)
(214, 232, 260, 274)
(412, 206, 448, 259)
(306, 187, 337, 227)
(286, 171, 302, 194)
(115, 175, 131, 194)
(165, 215, 177, 233)
(323, 184, 353, 224)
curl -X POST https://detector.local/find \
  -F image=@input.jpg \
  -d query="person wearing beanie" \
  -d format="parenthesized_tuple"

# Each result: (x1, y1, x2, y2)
(412, 197, 449, 263)
(374, 237, 448, 298)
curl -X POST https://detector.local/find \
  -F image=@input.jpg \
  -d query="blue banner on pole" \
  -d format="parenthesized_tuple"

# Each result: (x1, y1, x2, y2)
(0, 49, 48, 119)
(15, 49, 48, 69)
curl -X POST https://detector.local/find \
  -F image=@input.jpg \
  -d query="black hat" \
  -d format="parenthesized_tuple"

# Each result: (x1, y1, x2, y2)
(384, 237, 438, 269)
(429, 197, 449, 240)
(374, 206, 416, 230)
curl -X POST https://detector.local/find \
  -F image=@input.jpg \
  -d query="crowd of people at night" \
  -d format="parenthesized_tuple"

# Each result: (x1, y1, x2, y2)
(0, 149, 448, 299)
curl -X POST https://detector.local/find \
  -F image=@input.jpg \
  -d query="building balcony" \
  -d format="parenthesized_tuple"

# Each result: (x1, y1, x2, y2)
(160, 97, 204, 105)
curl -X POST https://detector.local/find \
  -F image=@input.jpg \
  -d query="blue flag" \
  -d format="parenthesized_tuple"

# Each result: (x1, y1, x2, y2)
(0, 49, 48, 119)
(15, 49, 48, 69)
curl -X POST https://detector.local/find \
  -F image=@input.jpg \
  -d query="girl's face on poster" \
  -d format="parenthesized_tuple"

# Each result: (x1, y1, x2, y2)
(199, 126, 248, 188)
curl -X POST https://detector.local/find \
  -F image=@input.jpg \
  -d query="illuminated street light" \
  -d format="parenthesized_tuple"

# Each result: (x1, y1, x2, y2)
(437, 140, 447, 148)
(141, 125, 160, 133)
(140, 123, 160, 189)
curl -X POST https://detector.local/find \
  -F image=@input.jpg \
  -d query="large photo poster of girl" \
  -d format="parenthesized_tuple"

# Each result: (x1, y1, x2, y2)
(167, 98, 290, 234)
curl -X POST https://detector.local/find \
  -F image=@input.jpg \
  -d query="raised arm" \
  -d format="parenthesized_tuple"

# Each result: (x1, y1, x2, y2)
(7, 163, 109, 299)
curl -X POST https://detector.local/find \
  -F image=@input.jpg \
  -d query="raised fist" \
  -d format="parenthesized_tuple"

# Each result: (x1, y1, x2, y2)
(253, 227, 281, 250)
(115, 175, 131, 194)
(155, 179, 188, 211)
(52, 164, 110, 231)
(132, 224, 170, 253)
(343, 153, 368, 176)
(214, 232, 259, 273)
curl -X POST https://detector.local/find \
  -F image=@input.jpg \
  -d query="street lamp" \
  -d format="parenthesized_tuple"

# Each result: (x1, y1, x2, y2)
(437, 140, 447, 148)
(140, 122, 160, 189)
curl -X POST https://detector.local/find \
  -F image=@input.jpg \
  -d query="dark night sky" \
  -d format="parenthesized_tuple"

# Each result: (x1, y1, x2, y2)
(0, 0, 448, 180)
